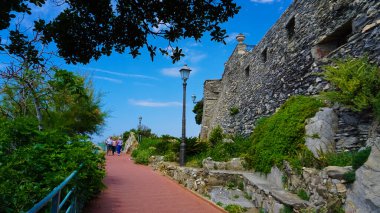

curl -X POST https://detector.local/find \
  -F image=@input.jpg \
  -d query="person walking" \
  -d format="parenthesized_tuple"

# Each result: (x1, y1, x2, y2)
(106, 137, 113, 156)
(116, 137, 123, 156)
(111, 138, 117, 155)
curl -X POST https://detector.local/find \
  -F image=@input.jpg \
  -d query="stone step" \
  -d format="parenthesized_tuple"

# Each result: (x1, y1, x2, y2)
(210, 170, 309, 209)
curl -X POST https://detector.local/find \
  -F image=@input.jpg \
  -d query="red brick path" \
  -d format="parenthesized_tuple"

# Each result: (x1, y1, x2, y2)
(86, 153, 224, 213)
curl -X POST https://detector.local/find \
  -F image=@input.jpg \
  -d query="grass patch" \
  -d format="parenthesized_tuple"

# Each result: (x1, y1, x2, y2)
(297, 189, 310, 201)
(319, 147, 371, 183)
(245, 96, 324, 173)
(224, 204, 246, 213)
(230, 107, 240, 116)
(280, 205, 293, 213)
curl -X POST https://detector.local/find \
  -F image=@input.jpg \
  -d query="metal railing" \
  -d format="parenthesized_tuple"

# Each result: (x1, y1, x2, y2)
(28, 164, 83, 213)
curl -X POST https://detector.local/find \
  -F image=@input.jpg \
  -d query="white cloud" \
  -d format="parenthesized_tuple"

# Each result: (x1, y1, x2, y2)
(161, 67, 181, 77)
(188, 52, 207, 64)
(93, 76, 122, 84)
(129, 99, 181, 107)
(79, 67, 158, 80)
(161, 66, 198, 78)
(133, 82, 155, 87)
(225, 32, 241, 43)
(250, 0, 276, 3)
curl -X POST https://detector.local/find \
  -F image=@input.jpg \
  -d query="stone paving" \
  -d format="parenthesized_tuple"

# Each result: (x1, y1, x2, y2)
(86, 153, 224, 213)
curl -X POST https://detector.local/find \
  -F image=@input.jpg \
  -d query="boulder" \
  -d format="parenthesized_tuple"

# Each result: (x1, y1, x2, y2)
(305, 108, 338, 158)
(324, 166, 352, 180)
(124, 132, 139, 153)
(202, 157, 214, 169)
(345, 139, 380, 212)
(226, 158, 245, 171)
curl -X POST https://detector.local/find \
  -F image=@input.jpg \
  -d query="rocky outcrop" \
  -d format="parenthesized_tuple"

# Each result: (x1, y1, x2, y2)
(305, 107, 338, 157)
(124, 132, 139, 153)
(345, 138, 380, 212)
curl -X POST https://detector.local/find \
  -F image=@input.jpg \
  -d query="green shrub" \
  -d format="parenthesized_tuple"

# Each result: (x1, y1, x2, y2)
(131, 137, 180, 164)
(229, 107, 239, 116)
(164, 151, 177, 162)
(352, 147, 371, 170)
(319, 147, 371, 168)
(322, 151, 354, 167)
(297, 189, 310, 201)
(185, 137, 209, 156)
(246, 96, 324, 173)
(280, 206, 293, 213)
(322, 57, 380, 116)
(133, 149, 153, 165)
(192, 99, 204, 125)
(0, 130, 105, 212)
(343, 171, 356, 183)
(224, 204, 245, 213)
(209, 126, 224, 146)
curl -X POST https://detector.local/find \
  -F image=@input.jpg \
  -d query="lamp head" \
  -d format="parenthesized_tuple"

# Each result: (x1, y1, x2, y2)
(179, 64, 191, 81)
(191, 94, 196, 103)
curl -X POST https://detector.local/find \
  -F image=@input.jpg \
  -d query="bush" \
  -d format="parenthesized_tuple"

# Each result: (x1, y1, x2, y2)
(322, 57, 380, 116)
(192, 99, 204, 125)
(209, 126, 224, 146)
(246, 96, 324, 173)
(132, 137, 180, 164)
(164, 151, 177, 162)
(343, 171, 356, 183)
(319, 148, 371, 169)
(133, 149, 154, 165)
(322, 151, 354, 167)
(352, 147, 371, 170)
(0, 130, 105, 212)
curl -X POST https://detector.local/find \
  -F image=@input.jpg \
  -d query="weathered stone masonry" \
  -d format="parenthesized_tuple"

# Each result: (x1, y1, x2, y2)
(200, 0, 380, 139)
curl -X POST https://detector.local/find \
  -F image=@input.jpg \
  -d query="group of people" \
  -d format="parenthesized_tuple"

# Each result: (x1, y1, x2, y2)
(106, 137, 123, 156)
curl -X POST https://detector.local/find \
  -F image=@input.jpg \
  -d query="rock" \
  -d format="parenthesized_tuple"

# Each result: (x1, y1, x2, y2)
(227, 158, 245, 171)
(324, 166, 352, 179)
(305, 108, 338, 158)
(335, 183, 346, 194)
(124, 132, 139, 153)
(345, 140, 380, 212)
(202, 157, 215, 170)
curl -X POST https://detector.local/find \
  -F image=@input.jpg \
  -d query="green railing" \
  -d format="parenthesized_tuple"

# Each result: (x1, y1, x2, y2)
(28, 164, 83, 213)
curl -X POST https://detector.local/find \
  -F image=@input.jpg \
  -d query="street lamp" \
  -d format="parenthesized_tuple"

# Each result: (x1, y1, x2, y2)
(138, 116, 142, 143)
(191, 94, 199, 104)
(179, 64, 192, 166)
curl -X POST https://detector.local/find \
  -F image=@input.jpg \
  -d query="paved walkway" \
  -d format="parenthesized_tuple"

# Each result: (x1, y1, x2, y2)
(86, 153, 224, 213)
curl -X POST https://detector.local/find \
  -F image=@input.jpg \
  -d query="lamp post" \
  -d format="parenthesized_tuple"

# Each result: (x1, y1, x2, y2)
(179, 64, 192, 166)
(138, 116, 142, 143)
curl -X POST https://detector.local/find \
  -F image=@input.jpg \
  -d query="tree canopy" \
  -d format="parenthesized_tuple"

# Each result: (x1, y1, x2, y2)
(1, 0, 240, 64)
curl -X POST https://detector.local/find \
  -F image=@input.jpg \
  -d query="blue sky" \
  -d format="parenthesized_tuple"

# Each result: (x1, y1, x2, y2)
(0, 0, 293, 143)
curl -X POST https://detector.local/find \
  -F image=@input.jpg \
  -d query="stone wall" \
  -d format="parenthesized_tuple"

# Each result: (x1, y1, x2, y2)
(200, 0, 380, 139)
(200, 80, 222, 139)
(150, 157, 355, 212)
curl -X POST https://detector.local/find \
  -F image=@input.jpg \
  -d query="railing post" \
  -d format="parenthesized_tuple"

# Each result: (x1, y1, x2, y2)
(51, 191, 60, 213)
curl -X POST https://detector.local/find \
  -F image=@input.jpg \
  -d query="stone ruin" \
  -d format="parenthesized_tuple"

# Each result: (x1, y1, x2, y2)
(200, 0, 380, 145)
